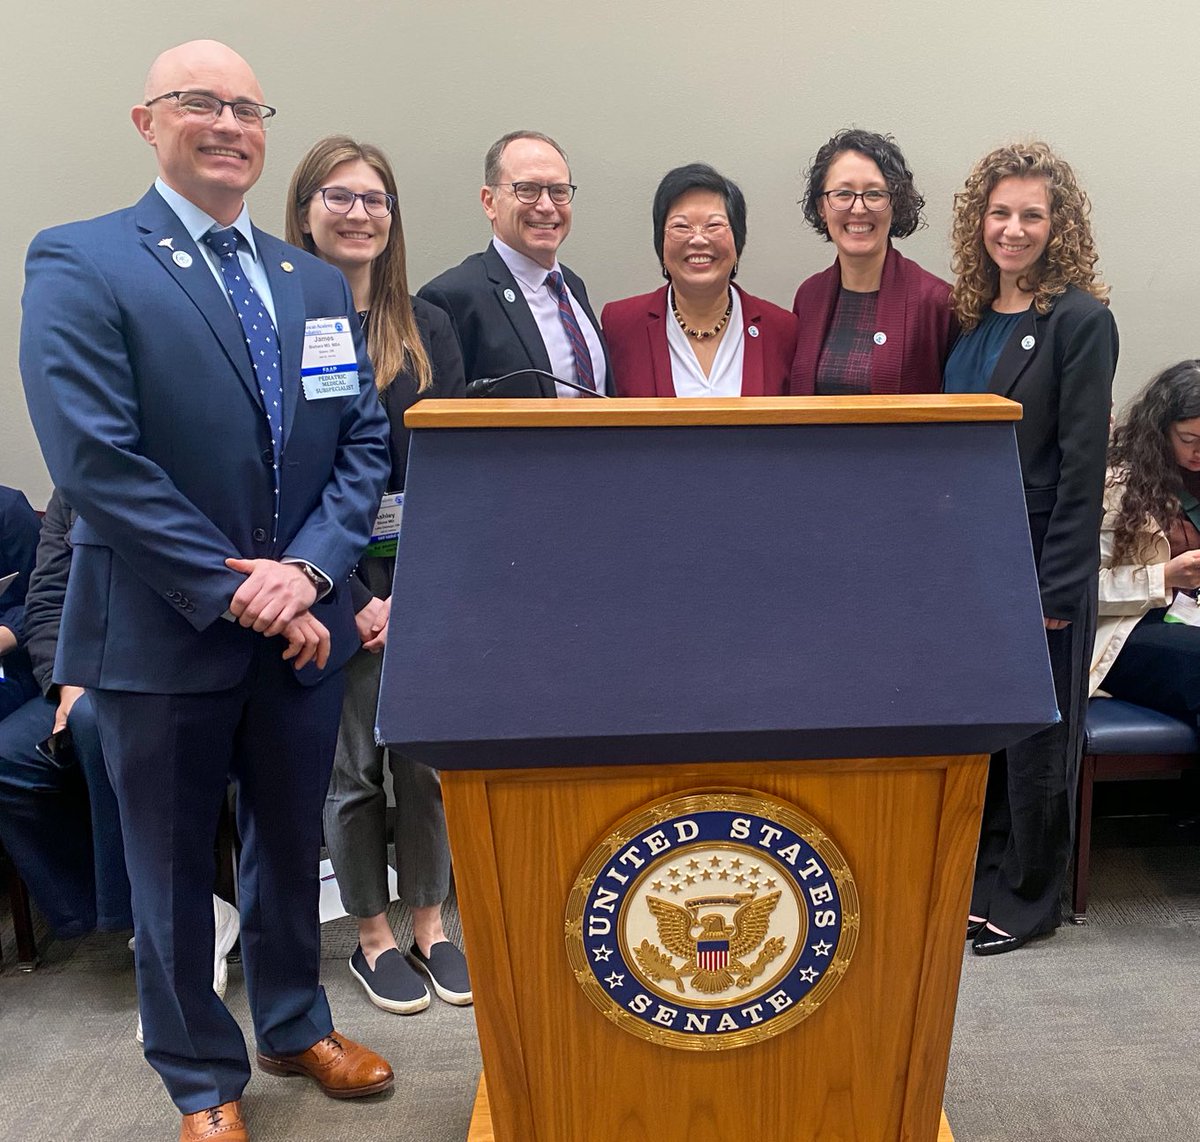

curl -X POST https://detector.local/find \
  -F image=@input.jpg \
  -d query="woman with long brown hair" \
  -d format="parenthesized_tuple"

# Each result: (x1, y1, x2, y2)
(1093, 362, 1200, 709)
(285, 136, 469, 1013)
(945, 141, 1117, 955)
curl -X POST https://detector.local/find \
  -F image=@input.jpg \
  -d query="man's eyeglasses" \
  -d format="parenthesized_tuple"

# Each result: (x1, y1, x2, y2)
(312, 187, 396, 218)
(494, 182, 577, 205)
(145, 90, 277, 129)
(822, 189, 892, 212)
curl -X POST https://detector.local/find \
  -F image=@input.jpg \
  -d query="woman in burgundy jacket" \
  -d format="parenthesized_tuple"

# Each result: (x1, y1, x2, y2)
(789, 129, 956, 396)
(603, 164, 796, 398)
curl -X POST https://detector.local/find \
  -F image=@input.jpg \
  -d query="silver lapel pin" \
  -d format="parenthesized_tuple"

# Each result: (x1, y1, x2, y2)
(158, 237, 175, 251)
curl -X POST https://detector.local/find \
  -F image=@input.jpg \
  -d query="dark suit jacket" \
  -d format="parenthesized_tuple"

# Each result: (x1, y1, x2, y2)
(417, 242, 612, 395)
(601, 284, 798, 397)
(347, 295, 466, 613)
(23, 489, 75, 698)
(0, 486, 40, 651)
(789, 245, 956, 395)
(19, 187, 390, 693)
(986, 285, 1118, 623)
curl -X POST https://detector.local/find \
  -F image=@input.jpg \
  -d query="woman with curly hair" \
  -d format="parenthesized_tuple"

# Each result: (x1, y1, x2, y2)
(788, 128, 956, 395)
(1092, 362, 1200, 709)
(285, 137, 472, 1014)
(945, 141, 1118, 956)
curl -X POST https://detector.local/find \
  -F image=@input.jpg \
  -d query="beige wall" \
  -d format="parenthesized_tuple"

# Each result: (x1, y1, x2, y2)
(4, 1, 1196, 505)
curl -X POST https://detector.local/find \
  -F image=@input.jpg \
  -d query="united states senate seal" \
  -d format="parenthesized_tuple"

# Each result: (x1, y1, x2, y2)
(565, 789, 859, 1050)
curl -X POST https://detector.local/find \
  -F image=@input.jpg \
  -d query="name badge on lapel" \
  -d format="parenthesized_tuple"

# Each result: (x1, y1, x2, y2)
(301, 318, 359, 399)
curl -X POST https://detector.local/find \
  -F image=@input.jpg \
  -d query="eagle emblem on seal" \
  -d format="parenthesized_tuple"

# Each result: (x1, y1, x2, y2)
(635, 891, 786, 995)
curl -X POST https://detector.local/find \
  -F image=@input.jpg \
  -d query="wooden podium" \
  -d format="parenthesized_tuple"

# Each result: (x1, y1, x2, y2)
(379, 397, 1056, 1142)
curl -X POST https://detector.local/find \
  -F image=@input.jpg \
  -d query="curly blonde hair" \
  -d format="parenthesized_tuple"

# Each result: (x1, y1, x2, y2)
(950, 142, 1108, 331)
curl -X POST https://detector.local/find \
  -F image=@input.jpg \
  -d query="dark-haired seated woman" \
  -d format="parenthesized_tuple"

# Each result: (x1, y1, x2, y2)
(789, 129, 955, 395)
(602, 163, 796, 397)
(1093, 361, 1200, 716)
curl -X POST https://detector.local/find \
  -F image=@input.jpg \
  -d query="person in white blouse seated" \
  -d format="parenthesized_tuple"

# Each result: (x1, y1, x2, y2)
(602, 164, 797, 398)
(1092, 360, 1200, 717)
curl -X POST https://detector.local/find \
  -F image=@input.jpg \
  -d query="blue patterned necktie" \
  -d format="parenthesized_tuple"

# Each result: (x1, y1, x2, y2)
(203, 226, 283, 532)
(203, 227, 284, 459)
(545, 270, 596, 391)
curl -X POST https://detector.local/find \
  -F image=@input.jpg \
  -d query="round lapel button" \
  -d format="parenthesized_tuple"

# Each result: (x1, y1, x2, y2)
(1021, 335, 1036, 351)
(873, 331, 887, 346)
(172, 250, 193, 268)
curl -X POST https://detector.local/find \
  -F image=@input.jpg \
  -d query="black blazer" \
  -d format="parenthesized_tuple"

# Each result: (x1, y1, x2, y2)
(417, 242, 612, 395)
(987, 285, 1118, 623)
(347, 296, 466, 613)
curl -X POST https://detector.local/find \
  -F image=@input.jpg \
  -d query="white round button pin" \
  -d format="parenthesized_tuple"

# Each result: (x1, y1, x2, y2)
(172, 250, 193, 269)
(873, 331, 887, 346)
(748, 325, 759, 338)
(1021, 335, 1036, 351)
(503, 288, 516, 303)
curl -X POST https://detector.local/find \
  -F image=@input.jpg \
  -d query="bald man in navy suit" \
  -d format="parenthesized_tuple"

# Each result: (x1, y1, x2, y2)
(21, 40, 393, 1141)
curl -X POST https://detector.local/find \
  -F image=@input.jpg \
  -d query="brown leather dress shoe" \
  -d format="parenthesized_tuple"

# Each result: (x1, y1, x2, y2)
(256, 1030, 394, 1099)
(179, 1101, 248, 1141)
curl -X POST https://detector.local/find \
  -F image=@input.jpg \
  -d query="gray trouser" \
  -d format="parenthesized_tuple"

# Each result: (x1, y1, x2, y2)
(324, 647, 451, 918)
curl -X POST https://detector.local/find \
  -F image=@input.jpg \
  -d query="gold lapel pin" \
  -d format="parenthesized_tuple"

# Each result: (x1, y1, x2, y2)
(281, 261, 294, 273)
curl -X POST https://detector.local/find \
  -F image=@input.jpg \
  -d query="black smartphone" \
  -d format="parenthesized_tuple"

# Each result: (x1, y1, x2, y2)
(34, 727, 75, 768)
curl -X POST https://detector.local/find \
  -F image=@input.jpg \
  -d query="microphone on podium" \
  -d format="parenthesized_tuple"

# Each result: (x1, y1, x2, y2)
(465, 369, 609, 399)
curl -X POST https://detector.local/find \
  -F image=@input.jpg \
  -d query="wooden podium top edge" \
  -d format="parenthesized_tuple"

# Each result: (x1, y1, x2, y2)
(404, 394, 1021, 428)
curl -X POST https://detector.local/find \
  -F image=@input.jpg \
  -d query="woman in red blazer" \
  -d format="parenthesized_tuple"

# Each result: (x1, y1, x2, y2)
(603, 164, 797, 397)
(790, 129, 956, 395)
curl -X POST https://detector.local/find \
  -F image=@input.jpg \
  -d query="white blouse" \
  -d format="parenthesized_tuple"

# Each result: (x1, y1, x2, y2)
(665, 287, 745, 397)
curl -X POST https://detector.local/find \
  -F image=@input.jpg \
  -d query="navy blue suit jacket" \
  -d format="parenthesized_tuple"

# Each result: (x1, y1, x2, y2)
(20, 187, 390, 693)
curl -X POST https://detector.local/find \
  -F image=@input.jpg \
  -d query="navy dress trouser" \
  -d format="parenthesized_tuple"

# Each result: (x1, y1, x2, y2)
(92, 639, 345, 1115)
(0, 691, 132, 936)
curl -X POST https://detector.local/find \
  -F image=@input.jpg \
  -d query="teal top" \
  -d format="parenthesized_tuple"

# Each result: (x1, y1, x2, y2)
(943, 307, 1025, 393)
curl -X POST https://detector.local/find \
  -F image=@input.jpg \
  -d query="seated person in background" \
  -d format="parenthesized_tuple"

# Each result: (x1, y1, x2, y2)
(0, 491, 237, 1028)
(418, 130, 612, 396)
(1092, 360, 1200, 714)
(0, 485, 41, 721)
(789, 129, 955, 396)
(602, 163, 797, 397)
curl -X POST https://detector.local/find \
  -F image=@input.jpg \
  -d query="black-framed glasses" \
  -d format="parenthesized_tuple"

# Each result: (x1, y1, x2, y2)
(494, 181, 577, 205)
(312, 187, 396, 218)
(145, 90, 277, 129)
(822, 189, 892, 212)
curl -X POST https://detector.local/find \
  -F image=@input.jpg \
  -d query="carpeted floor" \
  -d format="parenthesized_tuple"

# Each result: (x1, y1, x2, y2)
(2, 798, 1197, 1141)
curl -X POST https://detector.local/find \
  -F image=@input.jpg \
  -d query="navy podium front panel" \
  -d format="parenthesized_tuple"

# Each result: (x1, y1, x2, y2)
(378, 421, 1057, 769)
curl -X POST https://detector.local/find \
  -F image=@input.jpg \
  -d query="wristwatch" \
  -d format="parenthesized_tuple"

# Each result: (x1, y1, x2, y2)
(295, 562, 325, 595)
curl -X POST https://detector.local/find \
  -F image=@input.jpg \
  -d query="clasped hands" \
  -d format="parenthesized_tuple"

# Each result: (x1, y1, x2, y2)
(225, 557, 329, 670)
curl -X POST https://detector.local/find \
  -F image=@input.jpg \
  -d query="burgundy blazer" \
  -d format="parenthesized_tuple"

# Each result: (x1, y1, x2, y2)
(788, 245, 957, 395)
(602, 284, 798, 397)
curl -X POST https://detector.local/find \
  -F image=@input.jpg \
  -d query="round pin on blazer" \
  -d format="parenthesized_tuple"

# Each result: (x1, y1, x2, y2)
(748, 325, 759, 338)
(873, 331, 887, 346)
(280, 261, 294, 273)
(1021, 335, 1036, 351)
(503, 288, 516, 303)
(171, 250, 193, 268)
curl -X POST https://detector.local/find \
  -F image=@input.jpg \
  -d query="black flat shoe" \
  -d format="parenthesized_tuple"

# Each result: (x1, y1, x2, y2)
(971, 922, 1055, 957)
(966, 920, 986, 941)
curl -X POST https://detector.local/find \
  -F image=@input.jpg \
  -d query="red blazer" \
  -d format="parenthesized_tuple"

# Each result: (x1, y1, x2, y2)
(602, 284, 798, 397)
(788, 245, 957, 395)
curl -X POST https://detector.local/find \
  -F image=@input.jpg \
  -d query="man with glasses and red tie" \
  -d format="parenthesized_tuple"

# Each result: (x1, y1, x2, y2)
(20, 39, 392, 1142)
(418, 130, 612, 397)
